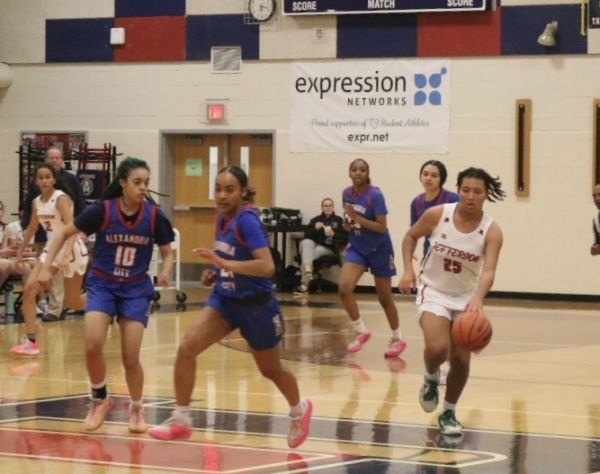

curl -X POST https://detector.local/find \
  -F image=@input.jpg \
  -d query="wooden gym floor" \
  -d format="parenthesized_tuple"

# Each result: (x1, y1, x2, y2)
(1, 287, 600, 473)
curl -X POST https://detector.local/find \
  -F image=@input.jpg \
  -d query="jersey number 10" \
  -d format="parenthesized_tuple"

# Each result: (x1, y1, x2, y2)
(115, 246, 137, 267)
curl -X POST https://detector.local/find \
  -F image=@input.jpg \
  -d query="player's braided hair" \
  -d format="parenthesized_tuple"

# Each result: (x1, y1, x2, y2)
(101, 157, 158, 205)
(456, 167, 506, 203)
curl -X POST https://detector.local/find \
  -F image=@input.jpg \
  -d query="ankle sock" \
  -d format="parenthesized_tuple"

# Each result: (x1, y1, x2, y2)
(174, 405, 191, 422)
(130, 398, 143, 408)
(425, 371, 440, 383)
(353, 318, 368, 334)
(289, 399, 305, 418)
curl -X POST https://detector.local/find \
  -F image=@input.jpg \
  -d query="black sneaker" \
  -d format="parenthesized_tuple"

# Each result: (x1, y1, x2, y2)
(293, 285, 308, 296)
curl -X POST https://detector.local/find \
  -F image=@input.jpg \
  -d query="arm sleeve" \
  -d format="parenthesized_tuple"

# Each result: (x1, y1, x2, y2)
(238, 212, 269, 251)
(594, 217, 600, 245)
(74, 201, 106, 235)
(153, 208, 175, 246)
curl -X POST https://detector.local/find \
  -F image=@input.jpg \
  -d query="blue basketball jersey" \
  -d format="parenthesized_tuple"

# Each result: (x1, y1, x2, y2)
(410, 189, 460, 226)
(410, 189, 460, 257)
(92, 198, 156, 282)
(213, 205, 273, 299)
(342, 185, 392, 255)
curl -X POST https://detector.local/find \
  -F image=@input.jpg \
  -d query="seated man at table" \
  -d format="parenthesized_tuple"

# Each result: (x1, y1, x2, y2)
(293, 198, 348, 296)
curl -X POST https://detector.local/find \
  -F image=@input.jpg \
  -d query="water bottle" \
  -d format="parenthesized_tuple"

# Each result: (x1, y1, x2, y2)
(5, 284, 15, 324)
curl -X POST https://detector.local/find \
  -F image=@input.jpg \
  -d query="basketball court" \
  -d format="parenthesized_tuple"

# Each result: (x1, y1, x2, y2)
(1, 288, 599, 474)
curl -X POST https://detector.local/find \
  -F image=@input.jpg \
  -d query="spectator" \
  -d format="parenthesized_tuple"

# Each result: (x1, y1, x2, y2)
(293, 198, 347, 296)
(0, 204, 39, 307)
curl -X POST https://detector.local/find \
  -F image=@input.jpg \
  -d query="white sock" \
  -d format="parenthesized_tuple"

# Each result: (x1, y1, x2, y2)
(174, 405, 191, 421)
(392, 328, 403, 340)
(353, 318, 368, 334)
(289, 398, 305, 418)
(130, 398, 143, 408)
(443, 401, 457, 412)
(425, 371, 440, 382)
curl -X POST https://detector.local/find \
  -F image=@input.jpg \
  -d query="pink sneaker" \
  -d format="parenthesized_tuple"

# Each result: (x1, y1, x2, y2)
(288, 398, 313, 448)
(148, 411, 192, 441)
(10, 339, 39, 356)
(384, 338, 407, 358)
(84, 397, 114, 431)
(128, 405, 148, 433)
(347, 332, 371, 353)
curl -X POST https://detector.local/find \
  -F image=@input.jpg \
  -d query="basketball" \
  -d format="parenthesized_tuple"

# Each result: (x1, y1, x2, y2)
(451, 311, 493, 352)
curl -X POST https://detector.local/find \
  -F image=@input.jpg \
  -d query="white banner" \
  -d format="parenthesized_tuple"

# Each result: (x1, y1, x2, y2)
(290, 59, 450, 154)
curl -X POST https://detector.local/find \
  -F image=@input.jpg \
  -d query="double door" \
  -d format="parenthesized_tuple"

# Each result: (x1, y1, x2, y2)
(171, 134, 273, 269)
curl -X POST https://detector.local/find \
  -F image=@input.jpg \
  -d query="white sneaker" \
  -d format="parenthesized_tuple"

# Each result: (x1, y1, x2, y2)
(37, 300, 49, 316)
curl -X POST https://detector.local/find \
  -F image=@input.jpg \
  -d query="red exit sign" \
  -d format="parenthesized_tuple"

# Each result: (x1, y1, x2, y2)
(207, 103, 225, 121)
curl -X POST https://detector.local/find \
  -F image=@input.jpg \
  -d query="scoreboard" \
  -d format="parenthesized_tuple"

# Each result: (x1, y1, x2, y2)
(283, 0, 486, 15)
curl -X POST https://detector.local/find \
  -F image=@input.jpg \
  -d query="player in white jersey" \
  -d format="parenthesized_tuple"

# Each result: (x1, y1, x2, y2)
(11, 164, 89, 356)
(35, 190, 88, 278)
(399, 167, 505, 437)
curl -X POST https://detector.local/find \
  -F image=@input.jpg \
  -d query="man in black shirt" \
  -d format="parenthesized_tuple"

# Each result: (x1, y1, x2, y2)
(293, 198, 348, 296)
(22, 146, 87, 320)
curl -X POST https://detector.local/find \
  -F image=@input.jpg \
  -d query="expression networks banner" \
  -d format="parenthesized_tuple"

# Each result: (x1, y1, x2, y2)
(290, 60, 450, 154)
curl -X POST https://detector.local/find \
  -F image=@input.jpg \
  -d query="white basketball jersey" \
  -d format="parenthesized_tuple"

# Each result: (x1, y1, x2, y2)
(35, 190, 70, 243)
(419, 203, 493, 295)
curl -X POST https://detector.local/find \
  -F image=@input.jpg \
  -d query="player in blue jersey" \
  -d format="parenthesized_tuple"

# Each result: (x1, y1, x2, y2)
(410, 161, 460, 260)
(38, 157, 175, 434)
(410, 161, 459, 385)
(340, 158, 407, 357)
(149, 166, 312, 449)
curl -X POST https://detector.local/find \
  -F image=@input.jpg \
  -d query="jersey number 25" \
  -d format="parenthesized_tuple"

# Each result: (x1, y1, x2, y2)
(443, 258, 462, 274)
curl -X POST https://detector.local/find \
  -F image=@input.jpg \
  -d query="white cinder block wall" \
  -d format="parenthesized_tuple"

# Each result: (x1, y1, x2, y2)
(0, 4, 598, 296)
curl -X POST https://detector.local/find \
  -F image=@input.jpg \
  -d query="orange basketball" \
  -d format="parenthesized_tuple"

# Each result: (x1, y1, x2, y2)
(451, 311, 493, 352)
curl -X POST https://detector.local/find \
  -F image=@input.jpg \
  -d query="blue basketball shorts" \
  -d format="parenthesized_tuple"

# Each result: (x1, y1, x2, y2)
(345, 242, 396, 278)
(85, 272, 154, 327)
(205, 292, 284, 351)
